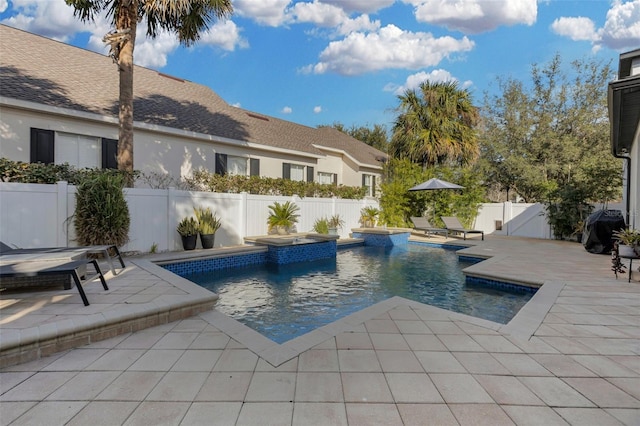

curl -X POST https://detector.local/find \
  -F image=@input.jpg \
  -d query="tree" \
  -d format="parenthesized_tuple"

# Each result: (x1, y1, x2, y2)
(321, 122, 389, 152)
(66, 0, 233, 183)
(378, 158, 485, 228)
(389, 81, 479, 168)
(478, 54, 622, 204)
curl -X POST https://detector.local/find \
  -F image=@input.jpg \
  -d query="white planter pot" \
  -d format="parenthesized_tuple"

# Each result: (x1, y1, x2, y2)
(619, 244, 638, 258)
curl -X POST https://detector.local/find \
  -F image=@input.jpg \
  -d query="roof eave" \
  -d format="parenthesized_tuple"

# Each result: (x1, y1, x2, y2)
(608, 75, 640, 157)
(0, 96, 325, 160)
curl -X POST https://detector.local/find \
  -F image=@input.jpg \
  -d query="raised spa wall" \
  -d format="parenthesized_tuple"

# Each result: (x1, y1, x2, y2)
(252, 235, 339, 265)
(351, 228, 411, 247)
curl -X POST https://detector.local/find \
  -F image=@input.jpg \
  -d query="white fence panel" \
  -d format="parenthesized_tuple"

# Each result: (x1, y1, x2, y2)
(0, 182, 62, 248)
(298, 197, 334, 233)
(123, 188, 171, 253)
(474, 202, 550, 239)
(0, 182, 394, 252)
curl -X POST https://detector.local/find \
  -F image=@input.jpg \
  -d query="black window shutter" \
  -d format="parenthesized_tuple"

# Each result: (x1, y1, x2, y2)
(101, 138, 118, 169)
(215, 153, 227, 175)
(30, 128, 54, 164)
(250, 158, 260, 176)
(372, 176, 376, 194)
(306, 166, 314, 183)
(282, 163, 291, 180)
(333, 174, 338, 185)
(362, 174, 366, 187)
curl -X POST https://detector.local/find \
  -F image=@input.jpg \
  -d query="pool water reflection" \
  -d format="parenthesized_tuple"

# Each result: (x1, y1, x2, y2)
(183, 244, 534, 343)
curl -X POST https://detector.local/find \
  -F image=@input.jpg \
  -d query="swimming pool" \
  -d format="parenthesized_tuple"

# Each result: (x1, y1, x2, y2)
(180, 244, 535, 343)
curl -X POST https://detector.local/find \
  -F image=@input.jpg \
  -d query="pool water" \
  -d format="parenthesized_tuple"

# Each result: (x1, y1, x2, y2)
(184, 244, 534, 343)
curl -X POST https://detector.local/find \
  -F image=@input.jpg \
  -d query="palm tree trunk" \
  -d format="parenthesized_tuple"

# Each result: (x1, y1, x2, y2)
(115, 0, 138, 186)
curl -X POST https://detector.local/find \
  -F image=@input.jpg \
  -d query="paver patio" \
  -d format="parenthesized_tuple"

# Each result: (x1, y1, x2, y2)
(0, 235, 638, 425)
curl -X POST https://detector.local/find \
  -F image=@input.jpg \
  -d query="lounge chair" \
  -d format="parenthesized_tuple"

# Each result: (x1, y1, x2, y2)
(0, 258, 109, 306)
(0, 242, 125, 275)
(410, 217, 448, 238)
(441, 216, 484, 241)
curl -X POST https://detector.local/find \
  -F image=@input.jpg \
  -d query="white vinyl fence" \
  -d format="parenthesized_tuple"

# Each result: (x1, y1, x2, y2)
(0, 182, 626, 253)
(0, 182, 380, 253)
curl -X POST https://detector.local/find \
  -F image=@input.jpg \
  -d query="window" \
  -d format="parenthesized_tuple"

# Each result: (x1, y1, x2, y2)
(30, 128, 117, 169)
(228, 156, 247, 176)
(318, 172, 337, 185)
(362, 174, 376, 197)
(216, 153, 257, 176)
(283, 163, 308, 182)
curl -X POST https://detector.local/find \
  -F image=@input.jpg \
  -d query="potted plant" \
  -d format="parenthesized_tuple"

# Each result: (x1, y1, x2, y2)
(313, 217, 330, 234)
(177, 217, 199, 250)
(613, 228, 640, 257)
(328, 214, 345, 235)
(267, 201, 300, 234)
(360, 206, 380, 228)
(194, 206, 221, 249)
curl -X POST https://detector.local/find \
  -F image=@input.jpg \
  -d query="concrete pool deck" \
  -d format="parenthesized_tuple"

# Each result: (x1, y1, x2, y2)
(0, 235, 638, 425)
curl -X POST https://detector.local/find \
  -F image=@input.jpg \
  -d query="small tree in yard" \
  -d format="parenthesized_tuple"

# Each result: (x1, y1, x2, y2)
(66, 0, 233, 184)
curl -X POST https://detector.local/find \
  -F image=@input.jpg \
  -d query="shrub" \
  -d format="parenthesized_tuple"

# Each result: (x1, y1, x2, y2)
(74, 172, 130, 247)
(193, 206, 221, 235)
(313, 217, 330, 234)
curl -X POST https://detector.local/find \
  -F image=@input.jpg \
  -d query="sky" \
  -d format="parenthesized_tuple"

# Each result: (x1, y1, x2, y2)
(1, 0, 639, 130)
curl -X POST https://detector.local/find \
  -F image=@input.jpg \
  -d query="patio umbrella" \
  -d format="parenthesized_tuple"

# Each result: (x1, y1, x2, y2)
(408, 178, 464, 220)
(408, 178, 464, 191)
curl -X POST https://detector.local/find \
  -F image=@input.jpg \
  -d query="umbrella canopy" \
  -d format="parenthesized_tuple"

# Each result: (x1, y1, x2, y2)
(408, 178, 464, 191)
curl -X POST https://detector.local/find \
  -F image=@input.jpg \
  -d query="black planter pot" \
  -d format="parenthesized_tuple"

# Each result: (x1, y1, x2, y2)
(181, 234, 197, 251)
(200, 233, 215, 249)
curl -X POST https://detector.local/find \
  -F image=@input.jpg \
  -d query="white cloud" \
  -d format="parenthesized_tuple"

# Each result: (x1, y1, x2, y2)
(200, 20, 249, 51)
(550, 17, 598, 42)
(1, 0, 92, 41)
(231, 102, 242, 108)
(282, 106, 293, 113)
(551, 1, 640, 52)
(234, 0, 291, 26)
(306, 24, 474, 75)
(131, 29, 179, 68)
(406, 0, 537, 34)
(0, 0, 8, 13)
(319, 0, 395, 14)
(289, 2, 380, 35)
(599, 0, 640, 50)
(313, 106, 322, 113)
(384, 69, 472, 95)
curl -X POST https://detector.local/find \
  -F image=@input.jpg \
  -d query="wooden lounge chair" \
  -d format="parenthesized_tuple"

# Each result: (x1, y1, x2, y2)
(410, 217, 448, 238)
(0, 242, 125, 275)
(441, 216, 484, 241)
(0, 258, 109, 306)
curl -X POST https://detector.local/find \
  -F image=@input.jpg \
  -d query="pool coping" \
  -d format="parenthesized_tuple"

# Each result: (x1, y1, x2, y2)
(148, 239, 560, 366)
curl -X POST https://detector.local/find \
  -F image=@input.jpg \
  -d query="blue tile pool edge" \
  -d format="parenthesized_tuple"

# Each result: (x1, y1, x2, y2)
(159, 239, 538, 297)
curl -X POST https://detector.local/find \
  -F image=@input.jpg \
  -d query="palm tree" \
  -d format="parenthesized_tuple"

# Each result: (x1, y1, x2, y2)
(66, 0, 233, 183)
(390, 81, 479, 168)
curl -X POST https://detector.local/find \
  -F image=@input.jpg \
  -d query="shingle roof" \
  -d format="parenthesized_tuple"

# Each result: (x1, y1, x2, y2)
(0, 24, 387, 167)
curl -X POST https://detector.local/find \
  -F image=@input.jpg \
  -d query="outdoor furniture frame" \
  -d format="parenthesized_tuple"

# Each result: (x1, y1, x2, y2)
(615, 250, 640, 283)
(441, 216, 484, 241)
(1, 242, 125, 275)
(410, 217, 448, 238)
(0, 259, 109, 306)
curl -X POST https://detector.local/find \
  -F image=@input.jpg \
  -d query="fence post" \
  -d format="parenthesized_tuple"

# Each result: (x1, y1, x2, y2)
(240, 192, 248, 240)
(167, 187, 176, 251)
(503, 201, 513, 236)
(56, 181, 69, 246)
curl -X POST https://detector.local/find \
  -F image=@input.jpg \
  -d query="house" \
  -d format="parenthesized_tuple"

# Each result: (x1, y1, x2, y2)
(0, 25, 386, 195)
(609, 48, 640, 230)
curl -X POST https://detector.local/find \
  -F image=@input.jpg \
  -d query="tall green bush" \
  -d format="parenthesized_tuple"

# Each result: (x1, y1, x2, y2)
(379, 159, 486, 227)
(74, 172, 130, 247)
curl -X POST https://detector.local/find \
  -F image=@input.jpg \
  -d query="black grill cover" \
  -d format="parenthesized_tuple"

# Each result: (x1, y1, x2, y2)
(583, 209, 626, 254)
